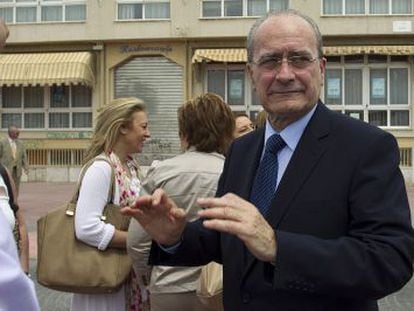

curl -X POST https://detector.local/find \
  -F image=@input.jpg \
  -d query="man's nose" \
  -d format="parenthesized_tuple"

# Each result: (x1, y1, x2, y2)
(275, 60, 295, 81)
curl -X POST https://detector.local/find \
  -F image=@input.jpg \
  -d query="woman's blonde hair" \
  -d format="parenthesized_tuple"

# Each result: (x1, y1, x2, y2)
(83, 97, 146, 163)
(178, 93, 235, 155)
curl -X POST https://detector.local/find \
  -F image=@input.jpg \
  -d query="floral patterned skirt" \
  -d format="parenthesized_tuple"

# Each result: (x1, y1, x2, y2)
(126, 270, 151, 311)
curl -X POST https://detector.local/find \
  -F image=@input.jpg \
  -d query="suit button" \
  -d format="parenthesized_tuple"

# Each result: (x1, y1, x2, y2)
(242, 292, 251, 304)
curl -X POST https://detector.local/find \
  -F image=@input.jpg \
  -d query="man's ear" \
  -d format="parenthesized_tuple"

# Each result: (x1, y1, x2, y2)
(247, 63, 256, 90)
(319, 57, 327, 86)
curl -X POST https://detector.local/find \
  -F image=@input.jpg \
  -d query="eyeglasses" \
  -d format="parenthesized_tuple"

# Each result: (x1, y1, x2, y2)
(253, 55, 317, 72)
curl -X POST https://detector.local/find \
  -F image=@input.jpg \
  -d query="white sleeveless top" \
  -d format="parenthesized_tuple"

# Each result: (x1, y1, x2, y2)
(0, 176, 15, 230)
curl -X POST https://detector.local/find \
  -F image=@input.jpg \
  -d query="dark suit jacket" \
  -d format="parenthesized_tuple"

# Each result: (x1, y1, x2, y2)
(149, 103, 414, 311)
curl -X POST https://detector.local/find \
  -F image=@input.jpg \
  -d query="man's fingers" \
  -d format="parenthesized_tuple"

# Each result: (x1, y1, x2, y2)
(120, 206, 144, 217)
(170, 207, 186, 218)
(152, 188, 167, 205)
(197, 197, 228, 209)
(198, 193, 253, 212)
(202, 218, 246, 236)
(198, 204, 247, 222)
(132, 195, 153, 209)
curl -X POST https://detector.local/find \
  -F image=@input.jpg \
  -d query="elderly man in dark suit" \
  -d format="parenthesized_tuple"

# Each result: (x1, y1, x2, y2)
(122, 10, 414, 311)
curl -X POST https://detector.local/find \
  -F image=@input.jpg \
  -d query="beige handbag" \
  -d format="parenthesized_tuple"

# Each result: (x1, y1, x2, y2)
(37, 157, 132, 294)
(196, 261, 224, 311)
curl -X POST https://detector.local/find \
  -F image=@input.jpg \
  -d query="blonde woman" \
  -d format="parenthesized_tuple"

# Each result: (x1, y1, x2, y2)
(71, 97, 150, 311)
(127, 93, 234, 311)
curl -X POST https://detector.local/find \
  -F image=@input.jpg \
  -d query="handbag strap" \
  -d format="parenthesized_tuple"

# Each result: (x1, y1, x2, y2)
(65, 156, 116, 217)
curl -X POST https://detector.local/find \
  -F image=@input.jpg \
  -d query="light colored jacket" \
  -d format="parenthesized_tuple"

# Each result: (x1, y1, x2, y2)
(127, 148, 224, 293)
(0, 138, 28, 177)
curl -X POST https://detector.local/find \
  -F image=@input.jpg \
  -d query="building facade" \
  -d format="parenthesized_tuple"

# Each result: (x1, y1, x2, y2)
(1, 0, 414, 181)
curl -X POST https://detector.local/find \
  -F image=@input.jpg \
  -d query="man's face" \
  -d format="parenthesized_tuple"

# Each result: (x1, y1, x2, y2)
(9, 127, 19, 140)
(248, 15, 326, 129)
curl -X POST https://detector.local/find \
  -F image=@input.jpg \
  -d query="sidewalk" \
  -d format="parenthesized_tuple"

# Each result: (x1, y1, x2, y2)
(20, 182, 75, 260)
(20, 182, 75, 311)
(19, 182, 414, 311)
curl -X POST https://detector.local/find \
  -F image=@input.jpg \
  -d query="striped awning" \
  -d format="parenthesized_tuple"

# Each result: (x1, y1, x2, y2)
(192, 48, 247, 63)
(323, 45, 414, 56)
(192, 46, 414, 64)
(0, 52, 95, 87)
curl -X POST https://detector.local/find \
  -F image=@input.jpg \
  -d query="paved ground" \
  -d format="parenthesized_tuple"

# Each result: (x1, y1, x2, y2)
(21, 182, 74, 311)
(19, 182, 414, 310)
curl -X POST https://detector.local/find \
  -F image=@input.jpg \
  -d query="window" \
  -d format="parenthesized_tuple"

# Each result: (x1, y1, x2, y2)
(206, 64, 261, 121)
(323, 55, 410, 128)
(225, 0, 242, 16)
(49, 85, 92, 128)
(0, 0, 86, 23)
(41, 5, 62, 22)
(65, 4, 86, 21)
(393, 0, 412, 13)
(322, 0, 412, 15)
(117, 0, 170, 20)
(0, 84, 92, 129)
(202, 0, 288, 17)
(203, 1, 221, 17)
(400, 147, 412, 166)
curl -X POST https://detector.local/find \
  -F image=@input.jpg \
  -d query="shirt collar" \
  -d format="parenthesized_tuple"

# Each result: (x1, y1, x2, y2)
(264, 104, 317, 151)
(186, 146, 225, 160)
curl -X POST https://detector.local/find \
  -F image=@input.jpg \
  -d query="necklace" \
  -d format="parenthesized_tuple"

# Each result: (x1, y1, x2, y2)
(108, 152, 142, 207)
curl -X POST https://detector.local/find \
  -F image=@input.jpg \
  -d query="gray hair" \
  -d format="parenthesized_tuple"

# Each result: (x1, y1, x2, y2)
(246, 9, 323, 63)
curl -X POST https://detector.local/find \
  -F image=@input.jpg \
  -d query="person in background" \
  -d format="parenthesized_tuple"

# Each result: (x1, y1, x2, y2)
(0, 125, 28, 195)
(0, 17, 39, 311)
(0, 163, 30, 276)
(233, 112, 254, 138)
(122, 10, 414, 311)
(0, 19, 30, 278)
(255, 110, 267, 129)
(0, 210, 40, 311)
(127, 93, 234, 311)
(70, 97, 150, 311)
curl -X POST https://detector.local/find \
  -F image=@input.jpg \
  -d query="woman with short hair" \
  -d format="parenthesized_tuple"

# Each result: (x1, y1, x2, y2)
(128, 93, 234, 311)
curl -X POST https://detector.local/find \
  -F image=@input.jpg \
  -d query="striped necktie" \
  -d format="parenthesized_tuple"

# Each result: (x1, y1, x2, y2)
(250, 134, 286, 216)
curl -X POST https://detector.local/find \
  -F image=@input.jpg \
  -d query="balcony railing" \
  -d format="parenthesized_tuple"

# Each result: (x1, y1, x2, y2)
(27, 147, 413, 168)
(27, 148, 85, 166)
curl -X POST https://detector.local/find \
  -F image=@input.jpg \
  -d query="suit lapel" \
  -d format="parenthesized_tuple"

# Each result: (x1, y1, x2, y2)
(236, 128, 265, 200)
(242, 103, 333, 279)
(267, 104, 332, 227)
(222, 129, 265, 273)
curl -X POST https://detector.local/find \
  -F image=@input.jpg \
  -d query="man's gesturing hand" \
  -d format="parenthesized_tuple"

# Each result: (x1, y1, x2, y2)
(197, 193, 277, 263)
(121, 188, 187, 246)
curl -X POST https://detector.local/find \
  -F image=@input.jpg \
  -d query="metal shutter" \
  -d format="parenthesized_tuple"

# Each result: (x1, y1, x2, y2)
(114, 56, 183, 165)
